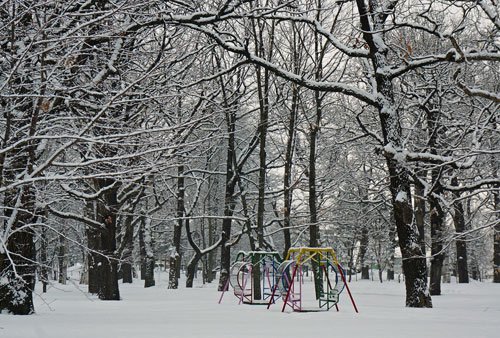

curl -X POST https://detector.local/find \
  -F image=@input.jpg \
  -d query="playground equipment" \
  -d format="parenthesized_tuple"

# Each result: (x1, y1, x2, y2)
(219, 251, 282, 305)
(267, 247, 358, 313)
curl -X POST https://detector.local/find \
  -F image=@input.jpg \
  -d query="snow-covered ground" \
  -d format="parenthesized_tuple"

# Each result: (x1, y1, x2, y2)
(1, 272, 499, 338)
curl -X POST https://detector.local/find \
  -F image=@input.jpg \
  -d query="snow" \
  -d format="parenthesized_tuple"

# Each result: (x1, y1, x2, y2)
(1, 272, 499, 338)
(395, 191, 407, 202)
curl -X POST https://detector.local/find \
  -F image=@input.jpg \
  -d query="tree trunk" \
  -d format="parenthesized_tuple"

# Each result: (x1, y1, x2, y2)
(58, 231, 68, 285)
(186, 254, 202, 288)
(0, 187, 36, 315)
(40, 222, 49, 293)
(217, 110, 237, 291)
(86, 178, 121, 301)
(309, 92, 322, 299)
(1, 147, 38, 315)
(493, 119, 500, 282)
(414, 176, 427, 256)
(120, 212, 134, 284)
(84, 199, 100, 293)
(282, 82, 297, 259)
(429, 189, 445, 296)
(254, 64, 268, 300)
(143, 216, 155, 288)
(95, 179, 120, 301)
(168, 165, 184, 289)
(87, 227, 100, 294)
(359, 227, 370, 280)
(493, 183, 500, 283)
(387, 210, 397, 281)
(139, 216, 146, 281)
(207, 215, 216, 283)
(356, 0, 432, 307)
(451, 177, 469, 283)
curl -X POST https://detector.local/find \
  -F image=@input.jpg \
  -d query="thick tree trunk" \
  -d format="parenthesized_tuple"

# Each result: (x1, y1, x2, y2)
(87, 228, 100, 294)
(58, 232, 68, 285)
(359, 227, 370, 280)
(119, 212, 134, 284)
(1, 154, 37, 315)
(414, 177, 427, 255)
(95, 179, 120, 300)
(84, 201, 100, 293)
(391, 176, 432, 307)
(0, 186, 36, 315)
(356, 0, 432, 307)
(429, 190, 445, 296)
(1, 224, 36, 315)
(143, 216, 155, 288)
(451, 177, 469, 283)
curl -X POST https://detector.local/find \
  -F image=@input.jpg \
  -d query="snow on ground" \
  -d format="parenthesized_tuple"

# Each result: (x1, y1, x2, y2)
(1, 272, 499, 338)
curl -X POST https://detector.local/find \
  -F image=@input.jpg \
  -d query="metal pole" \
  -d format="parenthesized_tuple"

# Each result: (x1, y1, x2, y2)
(218, 276, 231, 304)
(337, 263, 359, 313)
(281, 264, 298, 312)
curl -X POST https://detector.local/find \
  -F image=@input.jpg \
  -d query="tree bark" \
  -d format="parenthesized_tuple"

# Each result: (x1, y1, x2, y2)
(493, 179, 500, 283)
(493, 117, 500, 283)
(451, 177, 469, 283)
(168, 165, 184, 289)
(282, 82, 297, 259)
(355, 0, 432, 307)
(58, 231, 68, 285)
(95, 179, 120, 300)
(359, 226, 370, 280)
(143, 216, 155, 288)
(217, 94, 237, 292)
(0, 187, 36, 314)
(429, 188, 445, 296)
(387, 210, 397, 281)
(120, 213, 134, 284)
(414, 176, 427, 256)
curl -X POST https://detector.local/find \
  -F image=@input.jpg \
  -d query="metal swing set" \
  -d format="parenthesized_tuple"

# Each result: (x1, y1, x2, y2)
(267, 247, 359, 313)
(218, 251, 282, 305)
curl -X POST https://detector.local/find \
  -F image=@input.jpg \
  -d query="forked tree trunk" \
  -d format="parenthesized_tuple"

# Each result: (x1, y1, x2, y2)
(356, 0, 432, 307)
